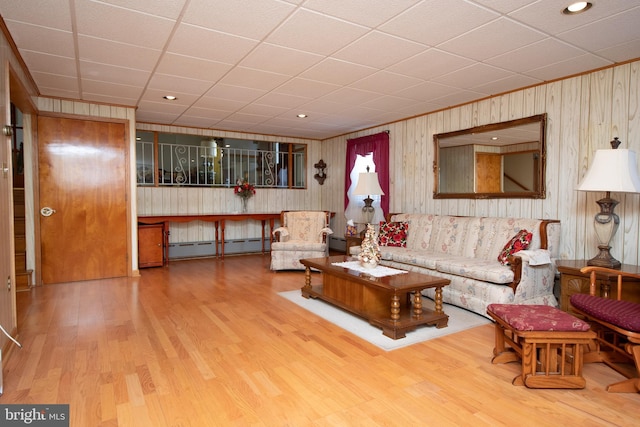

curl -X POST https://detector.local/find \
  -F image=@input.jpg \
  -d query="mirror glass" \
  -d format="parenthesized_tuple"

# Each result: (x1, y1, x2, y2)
(434, 114, 546, 199)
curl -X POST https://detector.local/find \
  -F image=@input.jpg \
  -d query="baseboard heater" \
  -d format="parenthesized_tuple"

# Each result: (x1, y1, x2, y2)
(168, 238, 269, 259)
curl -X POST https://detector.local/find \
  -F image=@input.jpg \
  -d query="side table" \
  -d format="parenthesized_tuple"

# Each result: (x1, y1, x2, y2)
(556, 260, 640, 311)
(344, 234, 363, 254)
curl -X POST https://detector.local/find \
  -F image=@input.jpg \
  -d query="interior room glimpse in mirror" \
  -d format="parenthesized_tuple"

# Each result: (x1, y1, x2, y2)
(433, 114, 546, 199)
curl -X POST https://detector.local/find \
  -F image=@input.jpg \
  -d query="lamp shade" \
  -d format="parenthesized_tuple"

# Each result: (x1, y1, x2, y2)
(353, 172, 384, 196)
(577, 149, 640, 193)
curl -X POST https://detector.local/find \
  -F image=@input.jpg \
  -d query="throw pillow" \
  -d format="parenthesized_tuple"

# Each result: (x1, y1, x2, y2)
(378, 221, 409, 247)
(497, 229, 533, 265)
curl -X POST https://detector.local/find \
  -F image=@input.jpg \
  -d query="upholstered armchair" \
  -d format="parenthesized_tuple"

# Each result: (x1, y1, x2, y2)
(570, 266, 640, 393)
(270, 211, 333, 271)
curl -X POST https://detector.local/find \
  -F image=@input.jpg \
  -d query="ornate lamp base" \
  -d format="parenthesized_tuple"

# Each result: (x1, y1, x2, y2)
(588, 194, 621, 269)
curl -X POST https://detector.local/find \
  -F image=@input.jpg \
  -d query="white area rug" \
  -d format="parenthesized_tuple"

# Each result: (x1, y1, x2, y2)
(279, 290, 491, 351)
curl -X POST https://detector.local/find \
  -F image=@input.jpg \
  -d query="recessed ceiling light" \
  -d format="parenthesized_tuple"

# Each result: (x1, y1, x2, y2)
(562, 2, 592, 14)
(491, 136, 499, 141)
(297, 113, 308, 118)
(163, 95, 177, 100)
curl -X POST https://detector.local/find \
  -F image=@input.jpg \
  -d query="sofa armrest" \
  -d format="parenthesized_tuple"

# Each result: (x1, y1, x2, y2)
(507, 254, 558, 305)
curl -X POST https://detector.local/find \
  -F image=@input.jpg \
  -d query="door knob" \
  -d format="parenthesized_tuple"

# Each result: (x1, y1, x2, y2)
(40, 207, 56, 217)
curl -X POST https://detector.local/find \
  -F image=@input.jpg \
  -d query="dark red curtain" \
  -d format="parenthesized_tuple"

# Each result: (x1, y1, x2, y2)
(344, 132, 389, 215)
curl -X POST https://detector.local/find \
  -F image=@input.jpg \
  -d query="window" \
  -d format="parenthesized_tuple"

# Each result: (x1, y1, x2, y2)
(345, 154, 385, 225)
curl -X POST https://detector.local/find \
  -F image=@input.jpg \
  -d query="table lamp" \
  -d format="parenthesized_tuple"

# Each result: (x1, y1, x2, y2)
(353, 166, 384, 225)
(577, 137, 640, 268)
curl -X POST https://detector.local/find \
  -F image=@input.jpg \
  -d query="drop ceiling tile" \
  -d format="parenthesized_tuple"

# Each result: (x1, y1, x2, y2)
(168, 24, 258, 64)
(82, 92, 139, 106)
(191, 96, 246, 112)
(183, 0, 296, 40)
(97, 0, 187, 19)
(182, 106, 234, 120)
(237, 103, 290, 116)
(156, 53, 233, 82)
(302, 0, 420, 27)
(320, 87, 381, 105)
(274, 78, 340, 98)
(5, 22, 75, 57)
(509, 0, 640, 34)
(361, 95, 422, 111)
(206, 84, 267, 103)
(299, 59, 377, 85)
(171, 115, 218, 128)
(380, 0, 499, 46)
(333, 31, 427, 69)
(239, 44, 324, 76)
(438, 17, 546, 61)
(80, 61, 150, 86)
(37, 86, 80, 99)
(559, 7, 640, 52)
(596, 38, 640, 63)
(433, 63, 513, 90)
(296, 99, 349, 115)
(486, 38, 585, 73)
(350, 71, 423, 95)
(218, 67, 290, 92)
(78, 36, 161, 71)
(470, 0, 534, 14)
(147, 73, 213, 95)
(252, 92, 310, 109)
(388, 48, 475, 80)
(471, 74, 542, 95)
(395, 81, 457, 101)
(19, 51, 77, 77)
(30, 71, 79, 92)
(265, 8, 369, 55)
(74, 0, 176, 49)
(136, 110, 184, 123)
(525, 54, 612, 82)
(139, 89, 200, 106)
(222, 112, 270, 125)
(137, 99, 190, 115)
(81, 79, 144, 100)
(0, 0, 72, 30)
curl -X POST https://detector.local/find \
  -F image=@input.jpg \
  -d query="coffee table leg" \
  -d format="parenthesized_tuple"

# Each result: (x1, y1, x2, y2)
(390, 295, 400, 321)
(434, 286, 443, 314)
(413, 291, 423, 317)
(302, 266, 312, 297)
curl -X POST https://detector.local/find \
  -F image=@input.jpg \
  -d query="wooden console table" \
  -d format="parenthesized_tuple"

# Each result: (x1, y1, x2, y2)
(138, 213, 280, 264)
(556, 260, 640, 311)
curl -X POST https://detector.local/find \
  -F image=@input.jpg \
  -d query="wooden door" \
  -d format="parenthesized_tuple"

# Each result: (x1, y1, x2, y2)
(38, 116, 128, 284)
(475, 153, 502, 193)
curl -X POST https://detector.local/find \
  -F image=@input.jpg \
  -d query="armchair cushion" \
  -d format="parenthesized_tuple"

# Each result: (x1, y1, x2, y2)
(570, 293, 640, 332)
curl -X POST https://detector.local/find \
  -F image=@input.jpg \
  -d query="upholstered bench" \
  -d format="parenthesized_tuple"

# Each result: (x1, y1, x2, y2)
(487, 304, 596, 389)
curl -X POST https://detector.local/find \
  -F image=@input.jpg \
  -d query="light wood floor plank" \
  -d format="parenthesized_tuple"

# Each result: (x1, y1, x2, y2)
(2, 254, 638, 426)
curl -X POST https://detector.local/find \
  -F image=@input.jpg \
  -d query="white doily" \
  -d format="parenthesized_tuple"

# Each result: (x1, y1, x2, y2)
(331, 261, 408, 277)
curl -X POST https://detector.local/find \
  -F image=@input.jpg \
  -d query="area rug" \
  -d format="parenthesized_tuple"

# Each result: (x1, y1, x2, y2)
(278, 290, 492, 351)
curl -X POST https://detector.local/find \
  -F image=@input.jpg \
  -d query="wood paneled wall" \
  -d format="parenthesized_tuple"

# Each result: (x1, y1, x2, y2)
(321, 60, 640, 265)
(135, 123, 324, 243)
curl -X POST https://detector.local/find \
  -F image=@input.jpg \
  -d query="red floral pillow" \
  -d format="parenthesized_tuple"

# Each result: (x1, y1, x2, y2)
(497, 229, 532, 265)
(378, 221, 409, 247)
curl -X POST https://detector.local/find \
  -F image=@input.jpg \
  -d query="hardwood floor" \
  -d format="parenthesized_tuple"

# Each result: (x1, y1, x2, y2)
(2, 254, 638, 426)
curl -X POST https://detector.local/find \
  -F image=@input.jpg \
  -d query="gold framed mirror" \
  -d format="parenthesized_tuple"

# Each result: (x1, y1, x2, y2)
(433, 114, 546, 199)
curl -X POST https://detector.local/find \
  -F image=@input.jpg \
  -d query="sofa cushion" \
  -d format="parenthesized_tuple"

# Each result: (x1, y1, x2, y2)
(428, 216, 481, 257)
(436, 256, 515, 284)
(475, 218, 542, 261)
(390, 213, 436, 251)
(497, 229, 533, 265)
(378, 221, 409, 247)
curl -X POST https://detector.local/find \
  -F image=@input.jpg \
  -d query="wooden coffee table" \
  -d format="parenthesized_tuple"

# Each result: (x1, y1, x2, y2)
(299, 256, 450, 339)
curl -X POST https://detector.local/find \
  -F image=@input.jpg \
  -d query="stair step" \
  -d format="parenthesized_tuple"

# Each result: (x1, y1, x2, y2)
(16, 269, 33, 290)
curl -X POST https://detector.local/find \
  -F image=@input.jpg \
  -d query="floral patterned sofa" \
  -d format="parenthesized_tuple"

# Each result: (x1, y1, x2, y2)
(350, 214, 560, 318)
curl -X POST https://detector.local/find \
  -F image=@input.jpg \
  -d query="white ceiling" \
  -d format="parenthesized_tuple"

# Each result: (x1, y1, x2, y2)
(1, 0, 639, 140)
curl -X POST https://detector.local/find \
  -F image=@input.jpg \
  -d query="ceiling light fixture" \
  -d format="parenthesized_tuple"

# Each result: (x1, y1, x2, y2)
(163, 95, 177, 100)
(562, 2, 592, 14)
(297, 113, 308, 118)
